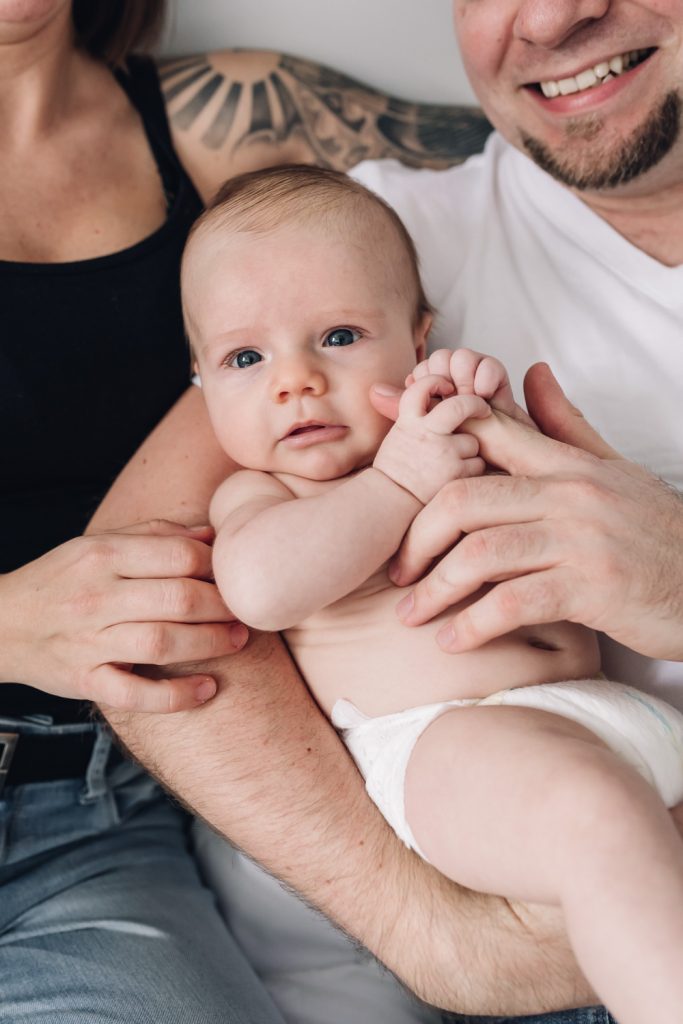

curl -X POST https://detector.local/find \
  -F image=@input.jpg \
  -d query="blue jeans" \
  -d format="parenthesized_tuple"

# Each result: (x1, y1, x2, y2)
(0, 716, 285, 1024)
(441, 1005, 615, 1022)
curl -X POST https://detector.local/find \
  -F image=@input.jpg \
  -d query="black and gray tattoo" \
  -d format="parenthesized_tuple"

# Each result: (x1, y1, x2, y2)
(158, 51, 492, 170)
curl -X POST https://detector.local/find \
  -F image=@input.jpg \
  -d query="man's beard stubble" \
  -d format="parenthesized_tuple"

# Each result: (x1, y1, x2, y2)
(521, 91, 681, 191)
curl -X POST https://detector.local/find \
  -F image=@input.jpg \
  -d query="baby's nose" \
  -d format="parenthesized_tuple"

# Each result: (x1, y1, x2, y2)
(271, 359, 327, 402)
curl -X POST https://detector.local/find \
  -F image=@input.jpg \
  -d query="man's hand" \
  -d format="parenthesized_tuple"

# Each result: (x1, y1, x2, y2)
(374, 373, 490, 504)
(372, 364, 683, 661)
(0, 521, 248, 712)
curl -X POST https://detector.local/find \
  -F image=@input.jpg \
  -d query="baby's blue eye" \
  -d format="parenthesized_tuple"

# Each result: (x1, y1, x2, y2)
(230, 349, 263, 368)
(324, 328, 360, 347)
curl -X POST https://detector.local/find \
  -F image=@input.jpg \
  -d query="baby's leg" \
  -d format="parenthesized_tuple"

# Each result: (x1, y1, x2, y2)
(404, 705, 683, 1024)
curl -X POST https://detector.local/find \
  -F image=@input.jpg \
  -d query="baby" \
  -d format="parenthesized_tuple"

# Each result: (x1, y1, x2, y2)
(182, 165, 683, 1024)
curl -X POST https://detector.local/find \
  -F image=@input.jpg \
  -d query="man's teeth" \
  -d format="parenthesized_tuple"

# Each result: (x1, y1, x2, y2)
(540, 50, 646, 98)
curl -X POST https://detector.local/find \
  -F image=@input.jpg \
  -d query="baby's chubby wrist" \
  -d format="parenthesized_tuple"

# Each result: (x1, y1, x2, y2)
(373, 430, 441, 506)
(361, 465, 424, 521)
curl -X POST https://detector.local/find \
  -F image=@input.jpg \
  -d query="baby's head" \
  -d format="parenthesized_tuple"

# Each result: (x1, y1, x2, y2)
(182, 164, 432, 481)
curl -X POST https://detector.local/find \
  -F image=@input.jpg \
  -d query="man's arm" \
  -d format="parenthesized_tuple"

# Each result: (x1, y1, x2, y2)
(104, 638, 593, 1015)
(159, 50, 492, 200)
(369, 369, 683, 662)
(92, 385, 594, 1015)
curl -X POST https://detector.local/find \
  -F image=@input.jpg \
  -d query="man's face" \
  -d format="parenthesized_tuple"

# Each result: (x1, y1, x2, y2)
(453, 1, 683, 192)
(186, 220, 428, 482)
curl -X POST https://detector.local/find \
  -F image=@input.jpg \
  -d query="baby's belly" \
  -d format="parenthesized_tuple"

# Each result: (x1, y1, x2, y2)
(286, 572, 601, 718)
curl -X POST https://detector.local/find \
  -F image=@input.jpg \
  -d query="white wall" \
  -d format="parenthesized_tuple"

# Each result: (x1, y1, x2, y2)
(162, 0, 476, 105)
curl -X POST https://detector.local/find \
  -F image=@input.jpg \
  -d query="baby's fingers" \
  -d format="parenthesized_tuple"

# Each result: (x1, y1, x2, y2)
(400, 374, 455, 417)
(425, 394, 491, 434)
(450, 348, 517, 415)
(406, 350, 453, 387)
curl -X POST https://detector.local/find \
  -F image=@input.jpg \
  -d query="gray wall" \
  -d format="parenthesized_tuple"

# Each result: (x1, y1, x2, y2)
(162, 0, 476, 105)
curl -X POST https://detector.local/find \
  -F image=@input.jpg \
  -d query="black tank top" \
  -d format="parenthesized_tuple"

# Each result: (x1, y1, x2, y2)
(1, 56, 204, 722)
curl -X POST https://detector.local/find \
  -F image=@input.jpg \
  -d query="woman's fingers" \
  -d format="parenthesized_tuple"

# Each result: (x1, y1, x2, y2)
(83, 531, 215, 582)
(89, 664, 219, 714)
(114, 578, 235, 624)
(103, 620, 247, 668)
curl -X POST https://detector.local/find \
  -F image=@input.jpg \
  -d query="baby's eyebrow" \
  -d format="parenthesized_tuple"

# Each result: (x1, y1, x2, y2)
(319, 308, 387, 323)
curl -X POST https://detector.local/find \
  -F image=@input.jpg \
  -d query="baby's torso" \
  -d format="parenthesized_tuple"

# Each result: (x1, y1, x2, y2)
(285, 564, 599, 719)
(275, 470, 599, 718)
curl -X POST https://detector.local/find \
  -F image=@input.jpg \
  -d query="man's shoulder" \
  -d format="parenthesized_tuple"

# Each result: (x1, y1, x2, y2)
(350, 132, 506, 227)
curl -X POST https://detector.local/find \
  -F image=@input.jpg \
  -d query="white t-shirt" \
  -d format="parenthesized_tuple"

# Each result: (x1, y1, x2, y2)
(353, 133, 683, 709)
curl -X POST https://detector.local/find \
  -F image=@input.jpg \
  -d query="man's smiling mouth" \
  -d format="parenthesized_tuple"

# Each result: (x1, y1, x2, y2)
(531, 47, 656, 99)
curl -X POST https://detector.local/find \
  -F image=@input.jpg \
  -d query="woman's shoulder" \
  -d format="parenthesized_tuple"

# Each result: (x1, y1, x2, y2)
(155, 49, 491, 203)
(156, 49, 302, 201)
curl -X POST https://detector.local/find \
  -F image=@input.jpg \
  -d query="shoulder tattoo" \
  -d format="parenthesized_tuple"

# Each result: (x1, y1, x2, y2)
(158, 52, 492, 170)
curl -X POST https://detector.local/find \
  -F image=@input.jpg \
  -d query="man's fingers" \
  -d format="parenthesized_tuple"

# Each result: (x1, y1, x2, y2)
(391, 475, 549, 586)
(433, 569, 575, 653)
(91, 664, 219, 714)
(524, 363, 621, 459)
(463, 408, 599, 477)
(103, 620, 248, 666)
(397, 522, 558, 625)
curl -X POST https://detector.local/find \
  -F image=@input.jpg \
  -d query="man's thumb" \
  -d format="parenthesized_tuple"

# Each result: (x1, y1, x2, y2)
(369, 382, 402, 422)
(524, 362, 620, 459)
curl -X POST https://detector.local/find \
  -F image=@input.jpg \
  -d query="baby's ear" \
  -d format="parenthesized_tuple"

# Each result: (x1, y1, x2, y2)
(413, 311, 433, 362)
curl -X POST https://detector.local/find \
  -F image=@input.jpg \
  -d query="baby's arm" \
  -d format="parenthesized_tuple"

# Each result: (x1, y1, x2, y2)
(211, 467, 419, 631)
(211, 378, 490, 631)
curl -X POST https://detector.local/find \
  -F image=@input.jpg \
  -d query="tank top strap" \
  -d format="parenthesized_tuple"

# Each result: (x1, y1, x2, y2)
(114, 54, 194, 209)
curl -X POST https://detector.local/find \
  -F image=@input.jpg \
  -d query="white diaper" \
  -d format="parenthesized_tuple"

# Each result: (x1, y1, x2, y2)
(331, 679, 683, 859)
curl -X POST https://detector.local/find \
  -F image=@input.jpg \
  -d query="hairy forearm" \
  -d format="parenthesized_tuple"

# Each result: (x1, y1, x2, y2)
(160, 50, 493, 179)
(215, 468, 418, 630)
(104, 631, 594, 1015)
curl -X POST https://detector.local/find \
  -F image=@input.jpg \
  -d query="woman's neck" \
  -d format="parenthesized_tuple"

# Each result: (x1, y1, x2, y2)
(0, 3, 80, 144)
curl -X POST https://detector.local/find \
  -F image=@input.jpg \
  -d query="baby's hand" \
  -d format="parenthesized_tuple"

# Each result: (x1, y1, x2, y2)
(408, 348, 520, 418)
(374, 373, 490, 505)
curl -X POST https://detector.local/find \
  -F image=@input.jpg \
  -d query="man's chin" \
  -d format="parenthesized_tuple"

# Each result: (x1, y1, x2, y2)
(519, 91, 681, 192)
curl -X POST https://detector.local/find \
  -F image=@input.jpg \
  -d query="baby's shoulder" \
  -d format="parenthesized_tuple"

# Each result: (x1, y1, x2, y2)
(210, 469, 294, 528)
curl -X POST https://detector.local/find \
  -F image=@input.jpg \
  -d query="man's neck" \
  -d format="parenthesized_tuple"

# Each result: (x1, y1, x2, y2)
(575, 173, 683, 268)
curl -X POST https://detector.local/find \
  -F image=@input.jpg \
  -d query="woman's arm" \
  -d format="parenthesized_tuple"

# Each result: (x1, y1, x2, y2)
(160, 50, 492, 200)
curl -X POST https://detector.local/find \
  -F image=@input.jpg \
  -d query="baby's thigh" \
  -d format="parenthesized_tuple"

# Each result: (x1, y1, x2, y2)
(404, 704, 620, 898)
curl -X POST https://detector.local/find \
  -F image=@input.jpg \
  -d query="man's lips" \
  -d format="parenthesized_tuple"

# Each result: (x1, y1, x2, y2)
(525, 46, 656, 99)
(280, 421, 349, 448)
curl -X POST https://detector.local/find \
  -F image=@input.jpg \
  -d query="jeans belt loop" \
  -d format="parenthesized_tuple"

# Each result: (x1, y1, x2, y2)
(0, 733, 19, 797)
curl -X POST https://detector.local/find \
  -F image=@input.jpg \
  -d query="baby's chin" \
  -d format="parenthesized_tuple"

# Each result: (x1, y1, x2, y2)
(272, 453, 374, 482)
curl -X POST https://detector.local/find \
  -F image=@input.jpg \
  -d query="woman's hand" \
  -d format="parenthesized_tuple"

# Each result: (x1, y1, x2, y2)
(0, 521, 248, 712)
(371, 364, 683, 662)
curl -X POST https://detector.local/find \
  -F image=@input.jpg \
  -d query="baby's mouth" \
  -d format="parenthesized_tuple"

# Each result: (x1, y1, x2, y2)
(285, 421, 330, 438)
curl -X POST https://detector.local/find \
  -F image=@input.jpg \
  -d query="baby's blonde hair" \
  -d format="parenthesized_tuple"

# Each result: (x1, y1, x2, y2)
(185, 164, 432, 328)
